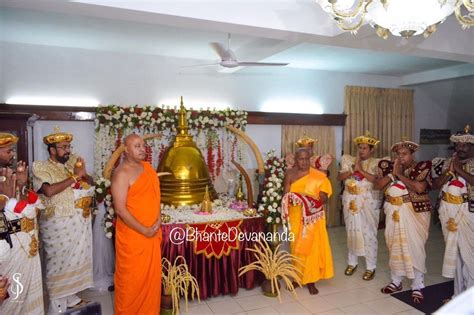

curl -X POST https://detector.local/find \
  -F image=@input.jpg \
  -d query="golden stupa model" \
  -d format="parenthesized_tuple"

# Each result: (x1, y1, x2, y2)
(157, 97, 215, 206)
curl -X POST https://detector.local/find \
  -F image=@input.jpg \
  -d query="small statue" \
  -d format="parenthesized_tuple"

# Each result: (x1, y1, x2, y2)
(201, 185, 213, 214)
(235, 178, 245, 201)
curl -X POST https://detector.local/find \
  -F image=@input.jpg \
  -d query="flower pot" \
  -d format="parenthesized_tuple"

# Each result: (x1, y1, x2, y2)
(160, 294, 174, 315)
(261, 278, 280, 297)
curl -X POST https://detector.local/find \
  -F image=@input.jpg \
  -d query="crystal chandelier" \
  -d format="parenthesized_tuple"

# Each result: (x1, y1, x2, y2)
(317, 0, 473, 38)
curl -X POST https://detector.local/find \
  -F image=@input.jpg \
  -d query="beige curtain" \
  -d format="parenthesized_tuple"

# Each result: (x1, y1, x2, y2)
(343, 86, 414, 158)
(282, 125, 341, 226)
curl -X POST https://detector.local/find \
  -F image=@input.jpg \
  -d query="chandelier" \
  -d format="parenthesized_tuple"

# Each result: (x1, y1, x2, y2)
(317, 0, 473, 38)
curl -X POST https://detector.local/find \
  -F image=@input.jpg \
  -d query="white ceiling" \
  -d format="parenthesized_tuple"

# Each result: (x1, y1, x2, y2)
(1, 0, 473, 83)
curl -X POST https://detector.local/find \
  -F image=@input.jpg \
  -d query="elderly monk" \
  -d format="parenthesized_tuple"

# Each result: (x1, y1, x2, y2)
(282, 146, 334, 295)
(32, 128, 94, 313)
(111, 134, 162, 315)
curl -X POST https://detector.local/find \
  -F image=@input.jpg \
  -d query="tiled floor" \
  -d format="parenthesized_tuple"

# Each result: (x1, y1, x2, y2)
(80, 224, 448, 314)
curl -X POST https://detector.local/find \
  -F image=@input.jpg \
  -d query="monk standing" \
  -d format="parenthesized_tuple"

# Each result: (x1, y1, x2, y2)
(111, 134, 162, 315)
(282, 144, 334, 295)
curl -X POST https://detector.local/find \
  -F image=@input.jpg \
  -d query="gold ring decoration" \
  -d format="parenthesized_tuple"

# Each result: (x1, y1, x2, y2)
(103, 133, 162, 179)
(0, 176, 6, 183)
(225, 125, 264, 175)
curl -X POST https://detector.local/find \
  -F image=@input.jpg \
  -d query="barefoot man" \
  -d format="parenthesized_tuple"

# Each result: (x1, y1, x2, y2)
(282, 139, 334, 295)
(112, 134, 162, 315)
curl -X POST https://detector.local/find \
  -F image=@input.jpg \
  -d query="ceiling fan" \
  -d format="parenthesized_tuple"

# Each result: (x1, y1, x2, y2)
(186, 34, 289, 68)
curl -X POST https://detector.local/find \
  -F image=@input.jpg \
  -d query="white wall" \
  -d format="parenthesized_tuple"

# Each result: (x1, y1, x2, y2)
(413, 76, 474, 162)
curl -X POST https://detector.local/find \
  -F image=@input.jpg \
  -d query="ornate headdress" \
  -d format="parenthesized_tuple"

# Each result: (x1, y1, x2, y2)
(0, 133, 19, 148)
(43, 126, 73, 145)
(391, 137, 419, 153)
(450, 124, 474, 144)
(295, 135, 317, 148)
(353, 131, 380, 147)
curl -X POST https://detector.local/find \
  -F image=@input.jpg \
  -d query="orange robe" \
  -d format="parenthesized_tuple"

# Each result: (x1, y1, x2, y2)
(289, 168, 334, 284)
(115, 162, 162, 315)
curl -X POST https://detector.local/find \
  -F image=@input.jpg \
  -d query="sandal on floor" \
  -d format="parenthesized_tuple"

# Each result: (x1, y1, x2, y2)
(381, 282, 402, 294)
(67, 299, 89, 309)
(412, 290, 424, 304)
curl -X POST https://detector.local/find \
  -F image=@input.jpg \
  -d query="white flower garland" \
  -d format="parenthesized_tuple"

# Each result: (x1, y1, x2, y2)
(257, 150, 287, 224)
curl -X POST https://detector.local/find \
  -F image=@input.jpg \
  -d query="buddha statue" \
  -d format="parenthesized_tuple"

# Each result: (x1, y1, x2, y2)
(157, 97, 216, 206)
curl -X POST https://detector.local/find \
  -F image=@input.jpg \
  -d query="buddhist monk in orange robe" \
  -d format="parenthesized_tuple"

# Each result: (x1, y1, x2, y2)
(284, 147, 334, 295)
(111, 134, 162, 315)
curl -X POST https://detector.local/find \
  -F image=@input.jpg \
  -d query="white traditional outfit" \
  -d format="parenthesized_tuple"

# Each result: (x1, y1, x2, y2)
(340, 133, 382, 279)
(32, 130, 94, 314)
(379, 140, 432, 297)
(434, 126, 474, 296)
(0, 133, 45, 315)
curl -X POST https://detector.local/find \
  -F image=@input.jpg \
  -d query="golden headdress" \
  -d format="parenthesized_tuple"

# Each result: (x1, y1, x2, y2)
(295, 135, 317, 148)
(391, 137, 419, 153)
(353, 131, 380, 147)
(0, 133, 19, 148)
(450, 124, 474, 144)
(43, 126, 73, 145)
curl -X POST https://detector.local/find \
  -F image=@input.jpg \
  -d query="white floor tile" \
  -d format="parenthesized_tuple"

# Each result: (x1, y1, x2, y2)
(207, 299, 245, 314)
(182, 303, 214, 314)
(299, 296, 338, 313)
(246, 306, 280, 315)
(340, 303, 378, 314)
(364, 296, 413, 314)
(274, 301, 311, 314)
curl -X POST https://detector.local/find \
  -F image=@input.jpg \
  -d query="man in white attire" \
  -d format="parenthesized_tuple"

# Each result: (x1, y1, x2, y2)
(33, 128, 95, 313)
(337, 133, 382, 281)
(432, 124, 474, 297)
(375, 139, 432, 304)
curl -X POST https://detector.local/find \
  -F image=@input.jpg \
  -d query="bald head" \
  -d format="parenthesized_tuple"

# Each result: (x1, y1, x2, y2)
(295, 147, 310, 158)
(294, 147, 310, 170)
(124, 134, 146, 162)
(124, 134, 143, 147)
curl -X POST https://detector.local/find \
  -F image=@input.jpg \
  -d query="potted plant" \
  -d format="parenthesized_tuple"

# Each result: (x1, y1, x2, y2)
(161, 256, 200, 314)
(238, 238, 302, 302)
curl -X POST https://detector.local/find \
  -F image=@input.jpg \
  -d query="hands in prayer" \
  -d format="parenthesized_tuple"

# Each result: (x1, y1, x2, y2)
(392, 158, 403, 178)
(15, 161, 28, 188)
(73, 157, 88, 180)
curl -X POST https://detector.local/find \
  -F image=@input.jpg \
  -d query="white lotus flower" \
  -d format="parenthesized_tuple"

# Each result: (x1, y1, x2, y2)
(272, 202, 278, 208)
(266, 217, 272, 223)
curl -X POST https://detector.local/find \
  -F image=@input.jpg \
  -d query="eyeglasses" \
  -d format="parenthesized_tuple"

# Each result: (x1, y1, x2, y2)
(56, 145, 72, 151)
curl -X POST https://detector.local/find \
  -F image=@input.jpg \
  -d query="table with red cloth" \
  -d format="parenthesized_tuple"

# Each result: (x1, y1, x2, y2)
(161, 217, 265, 300)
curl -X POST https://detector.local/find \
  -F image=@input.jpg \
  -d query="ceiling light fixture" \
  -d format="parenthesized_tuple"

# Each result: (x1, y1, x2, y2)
(317, 0, 473, 39)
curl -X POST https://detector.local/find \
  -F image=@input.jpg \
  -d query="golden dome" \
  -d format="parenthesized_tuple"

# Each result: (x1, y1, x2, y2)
(157, 97, 215, 206)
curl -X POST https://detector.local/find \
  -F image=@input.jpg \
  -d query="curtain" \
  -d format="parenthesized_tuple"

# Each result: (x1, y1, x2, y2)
(281, 125, 341, 226)
(343, 86, 414, 158)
